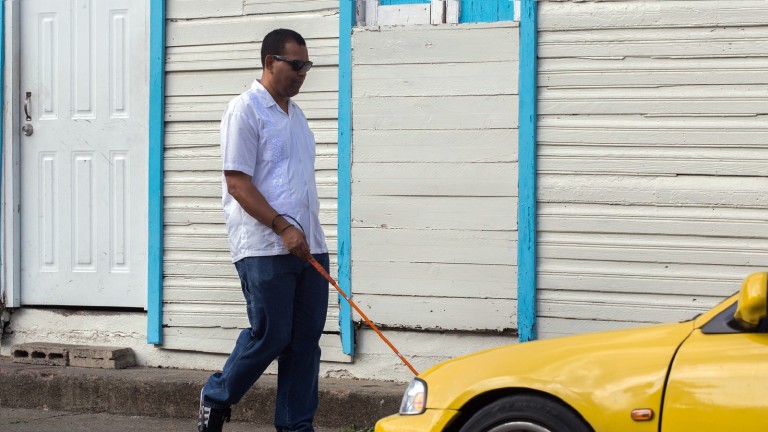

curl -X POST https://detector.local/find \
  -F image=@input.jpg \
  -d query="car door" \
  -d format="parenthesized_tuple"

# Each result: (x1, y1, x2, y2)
(661, 306, 768, 431)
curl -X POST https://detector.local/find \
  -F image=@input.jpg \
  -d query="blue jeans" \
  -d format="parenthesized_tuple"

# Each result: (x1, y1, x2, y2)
(202, 253, 330, 432)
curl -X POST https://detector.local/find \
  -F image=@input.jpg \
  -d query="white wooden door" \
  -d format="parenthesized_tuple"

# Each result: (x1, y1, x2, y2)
(19, 0, 148, 307)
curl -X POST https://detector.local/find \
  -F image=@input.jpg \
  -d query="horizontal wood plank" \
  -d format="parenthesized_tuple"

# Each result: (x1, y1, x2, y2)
(166, 94, 338, 122)
(165, 182, 338, 200)
(164, 197, 338, 226)
(164, 226, 339, 254)
(351, 261, 516, 298)
(352, 162, 517, 197)
(539, 85, 767, 115)
(538, 115, 768, 147)
(167, 40, 339, 72)
(352, 195, 516, 231)
(167, 13, 338, 47)
(353, 62, 518, 97)
(539, 174, 768, 208)
(538, 232, 768, 267)
(167, 0, 244, 19)
(166, 67, 338, 96)
(539, 26, 768, 58)
(164, 146, 338, 172)
(351, 294, 516, 332)
(165, 120, 338, 146)
(353, 95, 518, 130)
(163, 328, 352, 363)
(539, 1, 768, 30)
(537, 258, 757, 297)
(539, 145, 768, 177)
(538, 202, 768, 238)
(353, 129, 517, 163)
(537, 291, 712, 324)
(243, 0, 339, 15)
(352, 228, 516, 266)
(164, 251, 341, 277)
(353, 24, 518, 65)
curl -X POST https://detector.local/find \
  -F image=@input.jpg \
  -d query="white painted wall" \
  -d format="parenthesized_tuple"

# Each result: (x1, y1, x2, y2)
(6, 0, 767, 384)
(350, 23, 520, 345)
(536, 0, 768, 338)
(161, 1, 348, 361)
(2, 4, 523, 385)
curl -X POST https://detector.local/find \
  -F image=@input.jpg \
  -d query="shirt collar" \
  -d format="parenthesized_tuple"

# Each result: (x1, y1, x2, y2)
(250, 80, 295, 112)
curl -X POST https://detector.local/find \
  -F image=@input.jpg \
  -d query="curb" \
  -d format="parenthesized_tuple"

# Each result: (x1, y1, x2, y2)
(0, 358, 403, 428)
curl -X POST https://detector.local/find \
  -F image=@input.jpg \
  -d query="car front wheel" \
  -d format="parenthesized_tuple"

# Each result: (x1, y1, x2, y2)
(458, 394, 592, 432)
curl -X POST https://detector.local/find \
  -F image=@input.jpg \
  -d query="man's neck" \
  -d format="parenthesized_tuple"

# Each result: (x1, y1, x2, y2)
(259, 78, 290, 113)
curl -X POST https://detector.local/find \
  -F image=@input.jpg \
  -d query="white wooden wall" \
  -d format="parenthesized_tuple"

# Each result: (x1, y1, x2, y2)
(351, 23, 520, 334)
(160, 1, 349, 362)
(537, 0, 768, 338)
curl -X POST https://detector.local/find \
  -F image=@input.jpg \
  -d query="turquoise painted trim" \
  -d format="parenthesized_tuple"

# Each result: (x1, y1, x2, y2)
(460, 0, 513, 23)
(517, 0, 537, 342)
(0, 2, 4, 286)
(380, 0, 429, 5)
(147, 0, 165, 345)
(337, 0, 355, 356)
(0, 1, 4, 223)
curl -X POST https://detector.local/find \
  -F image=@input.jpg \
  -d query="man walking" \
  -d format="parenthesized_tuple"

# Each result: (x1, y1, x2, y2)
(198, 28, 330, 432)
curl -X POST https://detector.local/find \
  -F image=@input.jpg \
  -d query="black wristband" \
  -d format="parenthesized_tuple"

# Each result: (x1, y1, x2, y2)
(271, 213, 305, 235)
(271, 213, 287, 233)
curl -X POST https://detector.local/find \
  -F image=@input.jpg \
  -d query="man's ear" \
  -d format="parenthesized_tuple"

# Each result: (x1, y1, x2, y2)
(263, 55, 274, 73)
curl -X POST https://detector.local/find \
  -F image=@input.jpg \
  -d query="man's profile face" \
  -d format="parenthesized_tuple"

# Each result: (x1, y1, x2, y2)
(268, 40, 310, 99)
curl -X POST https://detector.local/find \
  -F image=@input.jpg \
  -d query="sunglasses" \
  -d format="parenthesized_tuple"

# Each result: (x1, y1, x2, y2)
(271, 55, 313, 72)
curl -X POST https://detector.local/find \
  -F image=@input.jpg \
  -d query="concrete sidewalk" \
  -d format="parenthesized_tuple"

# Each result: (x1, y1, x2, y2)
(0, 357, 404, 430)
(3, 408, 340, 432)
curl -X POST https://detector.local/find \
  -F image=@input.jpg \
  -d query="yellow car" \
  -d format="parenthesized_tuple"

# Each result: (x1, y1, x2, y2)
(376, 272, 768, 432)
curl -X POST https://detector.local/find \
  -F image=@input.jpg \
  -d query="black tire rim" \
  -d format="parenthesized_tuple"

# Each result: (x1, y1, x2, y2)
(487, 422, 552, 432)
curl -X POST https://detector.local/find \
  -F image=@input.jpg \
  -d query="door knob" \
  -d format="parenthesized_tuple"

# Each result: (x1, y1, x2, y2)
(22, 123, 33, 136)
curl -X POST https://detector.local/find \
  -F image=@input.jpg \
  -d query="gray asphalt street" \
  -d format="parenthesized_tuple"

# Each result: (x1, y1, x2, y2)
(2, 408, 347, 432)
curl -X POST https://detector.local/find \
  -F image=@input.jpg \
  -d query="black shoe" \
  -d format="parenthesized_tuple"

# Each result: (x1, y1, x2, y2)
(197, 389, 231, 432)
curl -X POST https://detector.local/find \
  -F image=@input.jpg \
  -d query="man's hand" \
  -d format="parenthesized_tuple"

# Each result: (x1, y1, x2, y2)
(280, 226, 311, 261)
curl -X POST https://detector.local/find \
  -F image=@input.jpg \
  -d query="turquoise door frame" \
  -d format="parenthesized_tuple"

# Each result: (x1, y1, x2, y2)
(338, 0, 356, 355)
(0, 0, 164, 341)
(0, 7, 4, 304)
(336, 0, 539, 352)
(147, 1, 358, 349)
(147, 0, 166, 344)
(517, 0, 538, 342)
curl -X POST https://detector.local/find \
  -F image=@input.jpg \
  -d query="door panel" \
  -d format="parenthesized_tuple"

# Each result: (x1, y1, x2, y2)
(20, 0, 147, 307)
(662, 330, 768, 431)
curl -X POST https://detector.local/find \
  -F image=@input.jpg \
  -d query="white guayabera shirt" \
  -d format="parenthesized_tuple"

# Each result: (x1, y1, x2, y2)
(221, 80, 328, 262)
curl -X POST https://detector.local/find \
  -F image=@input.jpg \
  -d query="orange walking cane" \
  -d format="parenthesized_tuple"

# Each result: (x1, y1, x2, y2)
(307, 256, 419, 376)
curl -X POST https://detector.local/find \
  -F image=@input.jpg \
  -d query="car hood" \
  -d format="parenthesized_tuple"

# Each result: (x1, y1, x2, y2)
(420, 320, 697, 431)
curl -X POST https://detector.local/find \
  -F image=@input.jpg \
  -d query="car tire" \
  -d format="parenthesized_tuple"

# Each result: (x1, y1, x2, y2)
(458, 394, 592, 432)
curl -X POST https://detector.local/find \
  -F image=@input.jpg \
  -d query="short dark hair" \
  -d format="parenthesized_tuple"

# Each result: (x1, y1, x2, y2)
(261, 29, 307, 67)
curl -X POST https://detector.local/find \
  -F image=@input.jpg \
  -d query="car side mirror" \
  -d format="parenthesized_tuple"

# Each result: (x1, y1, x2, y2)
(731, 272, 768, 331)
